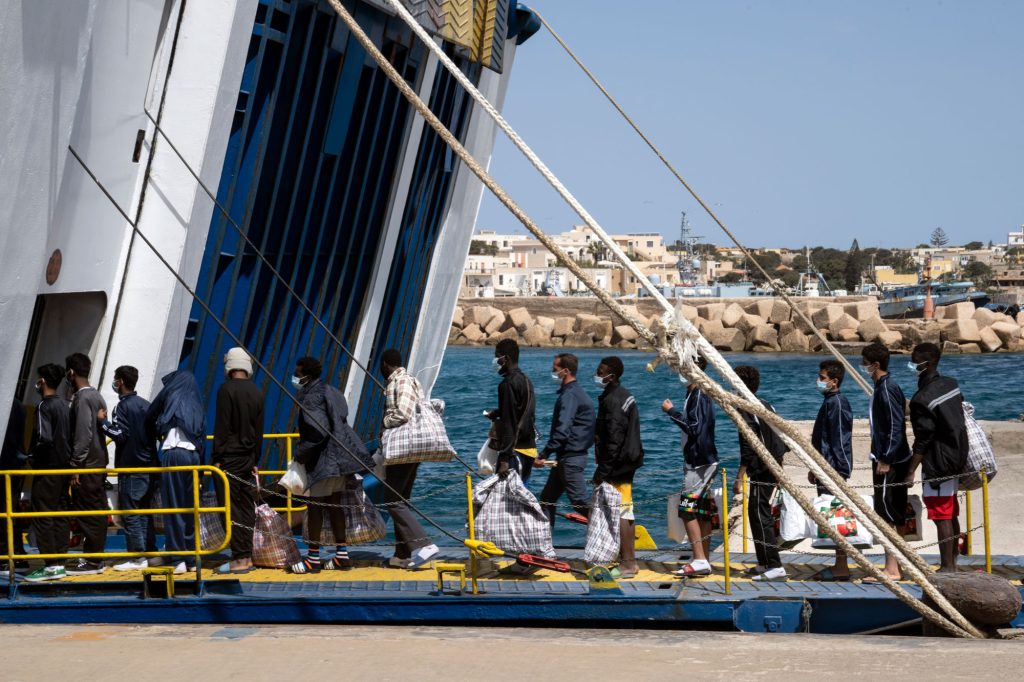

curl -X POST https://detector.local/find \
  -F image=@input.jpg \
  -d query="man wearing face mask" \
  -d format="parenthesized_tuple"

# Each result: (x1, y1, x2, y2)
(487, 339, 537, 482)
(537, 353, 595, 527)
(906, 342, 968, 573)
(593, 356, 643, 578)
(97, 365, 160, 570)
(860, 343, 911, 581)
(809, 359, 853, 581)
(64, 353, 109, 575)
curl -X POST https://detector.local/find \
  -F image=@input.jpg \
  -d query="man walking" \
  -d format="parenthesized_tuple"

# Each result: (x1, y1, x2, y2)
(593, 356, 644, 578)
(906, 342, 968, 573)
(380, 348, 438, 568)
(64, 353, 108, 575)
(490, 338, 537, 482)
(24, 365, 72, 582)
(537, 353, 595, 527)
(213, 348, 264, 574)
(98, 365, 160, 570)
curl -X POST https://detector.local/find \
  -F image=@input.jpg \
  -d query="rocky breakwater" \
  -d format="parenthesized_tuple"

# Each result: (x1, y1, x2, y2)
(447, 297, 1024, 353)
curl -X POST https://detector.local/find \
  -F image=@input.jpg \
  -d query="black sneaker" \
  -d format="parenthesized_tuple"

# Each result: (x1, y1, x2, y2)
(65, 559, 106, 576)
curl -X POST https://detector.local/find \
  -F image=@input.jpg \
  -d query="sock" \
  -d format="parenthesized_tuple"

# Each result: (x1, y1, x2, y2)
(307, 547, 321, 565)
(690, 559, 711, 569)
(335, 545, 349, 560)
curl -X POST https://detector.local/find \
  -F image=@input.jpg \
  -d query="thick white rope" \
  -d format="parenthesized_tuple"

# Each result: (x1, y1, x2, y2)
(325, 0, 980, 638)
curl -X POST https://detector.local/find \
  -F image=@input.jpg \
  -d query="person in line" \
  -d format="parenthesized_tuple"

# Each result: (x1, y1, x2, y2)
(1, 396, 28, 567)
(593, 356, 644, 578)
(288, 356, 373, 574)
(861, 343, 912, 581)
(906, 342, 969, 573)
(23, 365, 72, 582)
(97, 365, 160, 570)
(146, 369, 206, 574)
(809, 359, 854, 581)
(213, 348, 264, 574)
(64, 353, 109, 575)
(380, 348, 439, 568)
(489, 339, 537, 483)
(732, 365, 788, 582)
(662, 355, 718, 578)
(537, 353, 595, 527)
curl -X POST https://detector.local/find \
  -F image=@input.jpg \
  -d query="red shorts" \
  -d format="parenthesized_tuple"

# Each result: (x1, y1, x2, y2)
(922, 479, 959, 520)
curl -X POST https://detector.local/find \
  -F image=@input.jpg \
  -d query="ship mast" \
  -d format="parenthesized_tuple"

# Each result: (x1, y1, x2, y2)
(675, 211, 704, 287)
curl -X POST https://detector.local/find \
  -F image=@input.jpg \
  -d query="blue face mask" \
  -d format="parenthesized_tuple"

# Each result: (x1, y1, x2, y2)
(816, 380, 830, 394)
(291, 375, 304, 389)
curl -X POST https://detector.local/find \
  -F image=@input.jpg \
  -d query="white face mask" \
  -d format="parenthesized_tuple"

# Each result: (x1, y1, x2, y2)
(860, 363, 876, 376)
(907, 360, 927, 376)
(678, 373, 688, 385)
(593, 374, 607, 386)
(291, 375, 304, 389)
(551, 371, 563, 382)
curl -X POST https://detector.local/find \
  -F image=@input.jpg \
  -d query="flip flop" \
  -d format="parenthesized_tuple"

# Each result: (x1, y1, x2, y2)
(673, 563, 713, 579)
(861, 575, 900, 584)
(811, 568, 850, 582)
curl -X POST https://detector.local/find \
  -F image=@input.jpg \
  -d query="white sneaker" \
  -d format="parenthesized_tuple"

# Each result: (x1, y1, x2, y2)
(752, 567, 788, 582)
(172, 561, 188, 575)
(408, 544, 439, 568)
(113, 558, 148, 572)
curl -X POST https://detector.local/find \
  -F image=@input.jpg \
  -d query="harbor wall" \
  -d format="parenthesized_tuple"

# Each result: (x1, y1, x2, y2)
(448, 297, 1024, 354)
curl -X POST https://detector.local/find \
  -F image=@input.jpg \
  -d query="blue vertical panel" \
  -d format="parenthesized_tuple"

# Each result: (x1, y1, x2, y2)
(181, 0, 429, 468)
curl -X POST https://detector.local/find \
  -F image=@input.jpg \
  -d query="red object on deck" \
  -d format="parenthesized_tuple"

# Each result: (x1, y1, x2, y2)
(563, 512, 589, 525)
(516, 554, 572, 573)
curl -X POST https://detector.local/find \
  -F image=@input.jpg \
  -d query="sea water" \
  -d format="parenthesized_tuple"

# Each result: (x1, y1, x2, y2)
(414, 347, 1022, 547)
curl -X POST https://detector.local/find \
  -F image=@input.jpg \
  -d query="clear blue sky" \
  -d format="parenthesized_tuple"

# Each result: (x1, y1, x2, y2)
(476, 0, 1023, 249)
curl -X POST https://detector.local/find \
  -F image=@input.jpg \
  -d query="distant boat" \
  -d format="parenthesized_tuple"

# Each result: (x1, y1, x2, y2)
(878, 281, 990, 319)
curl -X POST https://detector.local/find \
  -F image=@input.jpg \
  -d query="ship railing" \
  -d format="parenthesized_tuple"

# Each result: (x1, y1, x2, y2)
(0, 465, 231, 596)
(204, 433, 306, 526)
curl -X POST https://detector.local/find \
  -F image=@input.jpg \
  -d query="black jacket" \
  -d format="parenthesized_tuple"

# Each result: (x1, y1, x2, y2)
(667, 387, 718, 467)
(30, 395, 71, 470)
(213, 378, 264, 461)
(100, 392, 159, 468)
(69, 387, 107, 468)
(738, 397, 788, 479)
(293, 379, 373, 481)
(910, 371, 968, 480)
(494, 366, 536, 462)
(811, 390, 853, 479)
(595, 381, 644, 484)
(869, 373, 911, 465)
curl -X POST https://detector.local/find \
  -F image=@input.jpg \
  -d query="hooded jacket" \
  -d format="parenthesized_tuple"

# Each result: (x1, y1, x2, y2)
(146, 370, 207, 455)
(101, 392, 159, 468)
(667, 387, 718, 468)
(811, 390, 853, 479)
(869, 373, 911, 465)
(595, 380, 644, 484)
(909, 371, 969, 480)
(293, 379, 373, 481)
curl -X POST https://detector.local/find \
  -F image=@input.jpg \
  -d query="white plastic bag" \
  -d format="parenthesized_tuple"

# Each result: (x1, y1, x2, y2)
(810, 494, 874, 549)
(278, 460, 308, 495)
(779, 489, 811, 542)
(477, 440, 498, 476)
(961, 402, 997, 490)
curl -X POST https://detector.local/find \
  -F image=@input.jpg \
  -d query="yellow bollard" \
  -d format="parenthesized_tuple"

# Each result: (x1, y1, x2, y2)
(465, 473, 478, 595)
(721, 468, 730, 595)
(982, 471, 991, 574)
(964, 489, 972, 556)
(741, 472, 748, 555)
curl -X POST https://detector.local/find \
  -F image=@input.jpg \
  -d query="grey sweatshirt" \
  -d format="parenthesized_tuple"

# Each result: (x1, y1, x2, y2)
(69, 386, 108, 468)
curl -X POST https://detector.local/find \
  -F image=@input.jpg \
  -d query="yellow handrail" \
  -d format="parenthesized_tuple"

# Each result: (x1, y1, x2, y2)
(721, 468, 730, 595)
(0, 465, 231, 563)
(206, 433, 305, 523)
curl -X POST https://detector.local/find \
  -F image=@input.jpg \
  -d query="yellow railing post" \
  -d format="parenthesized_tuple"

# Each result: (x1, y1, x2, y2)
(981, 471, 991, 574)
(285, 435, 294, 528)
(721, 468, 730, 595)
(741, 472, 748, 555)
(965, 489, 973, 556)
(4, 474, 14, 594)
(192, 469, 203, 587)
(466, 472, 477, 595)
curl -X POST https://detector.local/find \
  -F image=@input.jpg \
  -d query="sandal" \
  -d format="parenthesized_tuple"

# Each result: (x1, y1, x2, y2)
(323, 555, 353, 571)
(811, 567, 850, 582)
(673, 563, 713, 579)
(287, 558, 321, 574)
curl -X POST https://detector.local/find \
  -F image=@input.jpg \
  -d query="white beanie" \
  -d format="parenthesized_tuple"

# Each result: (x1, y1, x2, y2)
(224, 347, 253, 377)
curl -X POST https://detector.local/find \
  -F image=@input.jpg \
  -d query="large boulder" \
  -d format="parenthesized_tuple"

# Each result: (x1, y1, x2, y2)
(959, 343, 982, 354)
(536, 315, 555, 332)
(904, 322, 942, 347)
(857, 316, 889, 343)
(507, 306, 533, 333)
(744, 299, 774, 320)
(972, 306, 999, 328)
(721, 302, 746, 328)
(978, 326, 1002, 353)
(990, 321, 1022, 346)
(943, 319, 982, 344)
(464, 305, 492, 327)
(1017, 311, 1024, 327)
(941, 301, 976, 320)
(697, 302, 726, 321)
(483, 314, 505, 335)
(843, 300, 880, 322)
(576, 313, 611, 341)
(612, 325, 639, 344)
(447, 325, 461, 344)
(485, 327, 518, 345)
(926, 572, 1023, 628)
(700, 319, 726, 339)
(812, 303, 844, 329)
(522, 325, 551, 347)
(769, 300, 792, 324)
(461, 323, 485, 343)
(678, 305, 699, 323)
(877, 330, 904, 349)
(735, 313, 764, 334)
(779, 330, 810, 353)
(828, 313, 860, 339)
(777, 320, 796, 338)
(552, 316, 574, 338)
(941, 341, 962, 354)
(835, 328, 861, 343)
(708, 327, 746, 352)
(614, 304, 642, 325)
(564, 331, 594, 348)
(749, 324, 780, 351)
(451, 306, 465, 328)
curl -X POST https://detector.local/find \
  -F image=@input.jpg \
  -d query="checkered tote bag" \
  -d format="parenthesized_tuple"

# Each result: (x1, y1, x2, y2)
(301, 481, 386, 545)
(198, 490, 227, 551)
(472, 471, 555, 558)
(585, 483, 621, 565)
(381, 399, 457, 465)
(960, 401, 997, 490)
(252, 502, 301, 568)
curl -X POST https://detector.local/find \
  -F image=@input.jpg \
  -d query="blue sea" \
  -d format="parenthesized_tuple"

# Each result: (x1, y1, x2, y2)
(412, 348, 1022, 547)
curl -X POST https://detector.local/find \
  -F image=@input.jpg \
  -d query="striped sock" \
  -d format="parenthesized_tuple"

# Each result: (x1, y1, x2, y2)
(307, 547, 321, 565)
(335, 546, 349, 560)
